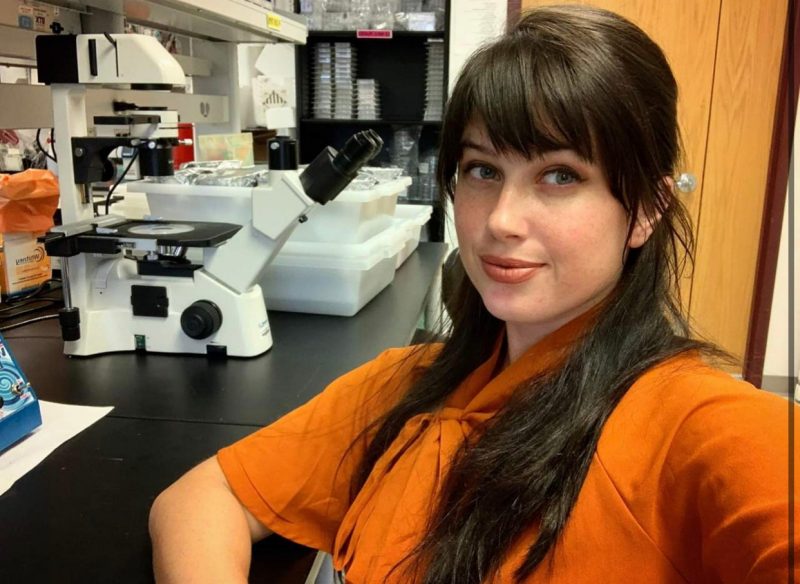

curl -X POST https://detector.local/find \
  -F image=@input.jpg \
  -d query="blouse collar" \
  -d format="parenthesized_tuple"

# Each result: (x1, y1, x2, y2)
(448, 308, 599, 416)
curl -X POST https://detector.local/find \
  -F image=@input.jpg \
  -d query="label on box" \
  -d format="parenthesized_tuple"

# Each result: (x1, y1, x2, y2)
(357, 30, 393, 39)
(16, 1, 54, 31)
(7, 1, 77, 33)
(0, 233, 50, 297)
(32, 7, 47, 31)
(17, 3, 32, 29)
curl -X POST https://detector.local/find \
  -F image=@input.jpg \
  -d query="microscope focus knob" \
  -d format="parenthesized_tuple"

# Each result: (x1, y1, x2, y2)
(181, 301, 222, 340)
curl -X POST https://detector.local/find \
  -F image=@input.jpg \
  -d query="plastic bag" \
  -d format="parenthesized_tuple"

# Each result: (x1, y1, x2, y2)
(0, 169, 59, 233)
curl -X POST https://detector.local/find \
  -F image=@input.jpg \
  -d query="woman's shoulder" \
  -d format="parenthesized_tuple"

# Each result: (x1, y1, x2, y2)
(625, 352, 785, 414)
(593, 354, 796, 578)
(597, 352, 792, 478)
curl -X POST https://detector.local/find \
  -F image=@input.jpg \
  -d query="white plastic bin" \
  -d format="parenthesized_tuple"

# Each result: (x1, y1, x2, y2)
(260, 221, 406, 316)
(288, 176, 411, 244)
(394, 204, 433, 268)
(126, 182, 253, 224)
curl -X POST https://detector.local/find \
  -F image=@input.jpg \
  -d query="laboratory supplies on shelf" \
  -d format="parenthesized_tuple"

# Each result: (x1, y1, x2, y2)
(312, 42, 357, 120)
(423, 40, 445, 121)
(356, 79, 382, 120)
(299, 0, 446, 31)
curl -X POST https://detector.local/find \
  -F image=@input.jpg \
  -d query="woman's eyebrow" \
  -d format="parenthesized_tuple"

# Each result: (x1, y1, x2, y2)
(460, 139, 496, 155)
(535, 148, 593, 164)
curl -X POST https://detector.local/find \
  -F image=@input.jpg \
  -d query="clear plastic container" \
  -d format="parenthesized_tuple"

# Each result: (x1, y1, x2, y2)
(261, 221, 406, 316)
(287, 176, 411, 243)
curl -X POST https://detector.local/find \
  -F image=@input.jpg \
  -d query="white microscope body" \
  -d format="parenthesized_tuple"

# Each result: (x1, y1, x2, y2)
(36, 33, 382, 357)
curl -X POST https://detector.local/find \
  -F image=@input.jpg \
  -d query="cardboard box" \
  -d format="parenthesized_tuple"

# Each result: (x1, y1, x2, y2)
(0, 232, 50, 298)
(196, 133, 255, 167)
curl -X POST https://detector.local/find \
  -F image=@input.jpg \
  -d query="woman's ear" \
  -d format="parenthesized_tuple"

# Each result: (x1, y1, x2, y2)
(628, 177, 672, 249)
(628, 208, 658, 248)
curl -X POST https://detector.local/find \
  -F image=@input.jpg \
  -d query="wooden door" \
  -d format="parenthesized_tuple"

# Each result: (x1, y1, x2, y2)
(690, 0, 788, 367)
(519, 0, 788, 370)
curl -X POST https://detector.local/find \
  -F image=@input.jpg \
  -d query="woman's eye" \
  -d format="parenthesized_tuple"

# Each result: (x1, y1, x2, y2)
(541, 168, 580, 185)
(466, 164, 498, 180)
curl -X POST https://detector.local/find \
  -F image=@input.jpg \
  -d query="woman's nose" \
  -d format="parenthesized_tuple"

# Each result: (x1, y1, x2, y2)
(486, 182, 528, 239)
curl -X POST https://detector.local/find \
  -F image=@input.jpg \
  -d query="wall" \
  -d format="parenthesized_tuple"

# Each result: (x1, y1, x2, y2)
(764, 108, 799, 380)
(443, 0, 507, 247)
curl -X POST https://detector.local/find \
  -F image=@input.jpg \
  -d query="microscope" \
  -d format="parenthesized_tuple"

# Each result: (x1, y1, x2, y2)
(35, 33, 382, 357)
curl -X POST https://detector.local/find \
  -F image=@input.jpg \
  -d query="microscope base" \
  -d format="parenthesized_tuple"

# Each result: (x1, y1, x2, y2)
(64, 259, 273, 358)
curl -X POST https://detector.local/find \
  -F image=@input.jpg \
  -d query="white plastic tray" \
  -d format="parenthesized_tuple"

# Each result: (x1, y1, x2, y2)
(289, 176, 411, 244)
(260, 220, 406, 316)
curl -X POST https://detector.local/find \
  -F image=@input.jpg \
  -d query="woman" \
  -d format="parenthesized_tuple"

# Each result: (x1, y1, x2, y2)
(149, 6, 797, 583)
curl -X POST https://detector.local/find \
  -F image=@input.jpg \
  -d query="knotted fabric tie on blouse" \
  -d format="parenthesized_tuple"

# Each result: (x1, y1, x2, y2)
(332, 312, 595, 582)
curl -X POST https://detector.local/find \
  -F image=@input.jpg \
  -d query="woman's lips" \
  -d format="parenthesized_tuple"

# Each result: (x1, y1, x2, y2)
(480, 256, 545, 284)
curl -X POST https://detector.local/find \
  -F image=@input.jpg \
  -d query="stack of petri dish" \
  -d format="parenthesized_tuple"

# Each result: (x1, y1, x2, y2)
(312, 42, 357, 120)
(356, 79, 381, 120)
(391, 126, 422, 201)
(423, 41, 445, 121)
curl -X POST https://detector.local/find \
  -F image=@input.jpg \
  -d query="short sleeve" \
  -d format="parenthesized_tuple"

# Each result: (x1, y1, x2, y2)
(217, 345, 435, 552)
(665, 383, 800, 582)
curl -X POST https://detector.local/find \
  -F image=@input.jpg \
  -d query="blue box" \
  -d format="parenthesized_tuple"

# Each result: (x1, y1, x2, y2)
(0, 335, 42, 452)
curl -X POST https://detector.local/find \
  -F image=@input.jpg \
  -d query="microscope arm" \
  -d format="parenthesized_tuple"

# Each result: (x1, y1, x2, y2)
(202, 130, 384, 295)
(201, 172, 315, 293)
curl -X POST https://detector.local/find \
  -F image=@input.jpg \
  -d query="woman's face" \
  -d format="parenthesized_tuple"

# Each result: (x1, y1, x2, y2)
(454, 120, 651, 357)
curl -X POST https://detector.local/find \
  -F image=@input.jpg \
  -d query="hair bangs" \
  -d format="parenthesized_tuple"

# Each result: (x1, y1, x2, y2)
(464, 39, 597, 163)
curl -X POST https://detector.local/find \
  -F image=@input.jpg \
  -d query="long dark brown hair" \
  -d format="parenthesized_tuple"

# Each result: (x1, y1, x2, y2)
(349, 5, 727, 583)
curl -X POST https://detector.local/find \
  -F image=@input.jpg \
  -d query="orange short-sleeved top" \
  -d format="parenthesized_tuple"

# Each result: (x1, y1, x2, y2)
(218, 316, 799, 583)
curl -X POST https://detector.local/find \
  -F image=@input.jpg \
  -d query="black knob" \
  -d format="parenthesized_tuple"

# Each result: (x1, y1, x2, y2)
(268, 136, 298, 170)
(138, 143, 175, 177)
(181, 301, 222, 340)
(59, 307, 81, 341)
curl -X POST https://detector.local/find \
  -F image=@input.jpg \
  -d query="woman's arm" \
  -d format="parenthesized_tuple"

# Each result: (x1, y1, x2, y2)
(149, 456, 272, 584)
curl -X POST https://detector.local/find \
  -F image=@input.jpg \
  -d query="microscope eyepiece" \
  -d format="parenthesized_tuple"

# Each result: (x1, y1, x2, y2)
(299, 130, 384, 205)
(331, 130, 383, 177)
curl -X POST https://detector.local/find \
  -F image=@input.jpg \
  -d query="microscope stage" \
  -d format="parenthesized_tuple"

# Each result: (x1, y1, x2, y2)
(91, 219, 242, 247)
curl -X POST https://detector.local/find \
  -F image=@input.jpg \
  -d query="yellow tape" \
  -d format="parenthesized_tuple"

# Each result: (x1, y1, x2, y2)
(267, 13, 282, 31)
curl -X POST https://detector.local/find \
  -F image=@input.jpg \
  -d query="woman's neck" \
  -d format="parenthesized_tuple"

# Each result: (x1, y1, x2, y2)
(504, 303, 606, 365)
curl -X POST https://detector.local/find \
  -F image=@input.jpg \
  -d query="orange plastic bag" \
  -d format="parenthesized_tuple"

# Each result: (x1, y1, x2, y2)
(0, 169, 59, 233)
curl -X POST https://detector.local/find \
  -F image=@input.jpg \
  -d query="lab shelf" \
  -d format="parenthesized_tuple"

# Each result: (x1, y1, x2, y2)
(299, 118, 442, 126)
(295, 2, 450, 242)
(308, 30, 446, 39)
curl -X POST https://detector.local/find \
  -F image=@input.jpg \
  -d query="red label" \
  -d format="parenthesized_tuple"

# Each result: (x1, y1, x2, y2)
(356, 29, 393, 39)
